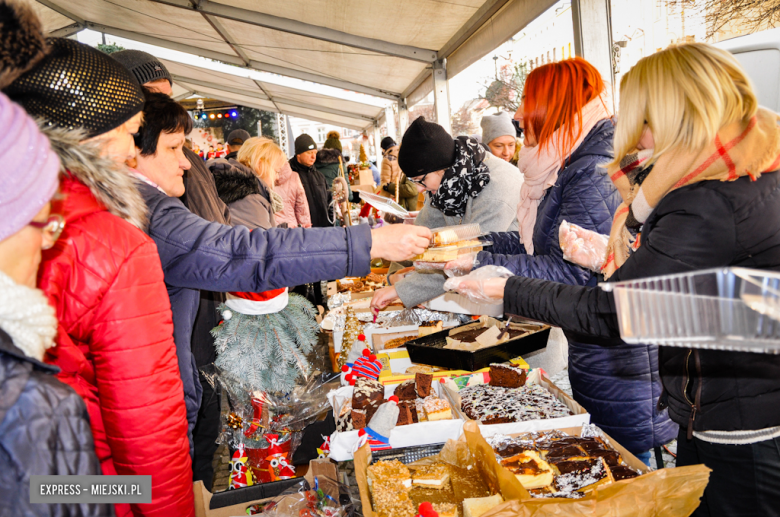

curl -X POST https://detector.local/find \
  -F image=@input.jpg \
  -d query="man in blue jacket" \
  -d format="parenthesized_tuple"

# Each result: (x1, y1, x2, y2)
(130, 91, 432, 456)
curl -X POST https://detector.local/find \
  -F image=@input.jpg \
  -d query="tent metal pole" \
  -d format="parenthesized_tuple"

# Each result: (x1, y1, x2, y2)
(571, 0, 616, 110)
(432, 60, 452, 135)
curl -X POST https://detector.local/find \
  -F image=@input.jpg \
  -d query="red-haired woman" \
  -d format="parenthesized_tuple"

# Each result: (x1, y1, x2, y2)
(450, 58, 677, 462)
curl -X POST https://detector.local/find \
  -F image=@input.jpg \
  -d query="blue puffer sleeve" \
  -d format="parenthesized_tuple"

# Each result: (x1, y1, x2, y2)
(477, 156, 618, 286)
(147, 193, 372, 291)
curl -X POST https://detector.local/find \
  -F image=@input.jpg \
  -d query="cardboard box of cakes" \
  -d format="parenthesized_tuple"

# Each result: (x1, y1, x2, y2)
(442, 368, 590, 437)
(326, 375, 465, 461)
(354, 421, 711, 517)
(354, 421, 527, 517)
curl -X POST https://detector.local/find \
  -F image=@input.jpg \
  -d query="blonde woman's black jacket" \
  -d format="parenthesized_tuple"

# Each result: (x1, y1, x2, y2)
(504, 171, 780, 433)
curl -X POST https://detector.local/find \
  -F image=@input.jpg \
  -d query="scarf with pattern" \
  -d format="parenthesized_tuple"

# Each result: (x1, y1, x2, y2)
(430, 136, 490, 217)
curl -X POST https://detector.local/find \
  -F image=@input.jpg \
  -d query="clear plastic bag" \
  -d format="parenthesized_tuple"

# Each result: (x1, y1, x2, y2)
(442, 265, 514, 303)
(559, 220, 609, 273)
(202, 365, 341, 458)
(246, 476, 356, 517)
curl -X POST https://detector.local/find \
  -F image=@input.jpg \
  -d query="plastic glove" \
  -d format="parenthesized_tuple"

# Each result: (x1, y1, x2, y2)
(559, 220, 609, 273)
(443, 265, 513, 303)
(443, 252, 479, 278)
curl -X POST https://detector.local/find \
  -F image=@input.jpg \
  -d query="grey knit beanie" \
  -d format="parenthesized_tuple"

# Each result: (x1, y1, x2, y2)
(480, 112, 515, 145)
(111, 49, 171, 86)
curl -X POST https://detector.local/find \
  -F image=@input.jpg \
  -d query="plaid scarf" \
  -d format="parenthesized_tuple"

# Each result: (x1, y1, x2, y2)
(603, 107, 780, 278)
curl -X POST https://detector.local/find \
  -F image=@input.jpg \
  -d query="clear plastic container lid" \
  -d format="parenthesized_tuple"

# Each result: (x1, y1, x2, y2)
(358, 191, 410, 218)
(430, 223, 483, 246)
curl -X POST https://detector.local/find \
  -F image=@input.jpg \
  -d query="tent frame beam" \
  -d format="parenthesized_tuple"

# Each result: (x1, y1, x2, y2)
(147, 0, 437, 63)
(81, 22, 401, 100)
(438, 0, 514, 58)
(49, 22, 83, 38)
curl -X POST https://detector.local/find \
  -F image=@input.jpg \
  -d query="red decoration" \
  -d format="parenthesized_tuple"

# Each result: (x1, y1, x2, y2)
(358, 333, 366, 342)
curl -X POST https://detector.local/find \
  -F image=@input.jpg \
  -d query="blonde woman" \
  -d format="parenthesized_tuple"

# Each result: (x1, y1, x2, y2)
(449, 43, 780, 515)
(207, 136, 280, 229)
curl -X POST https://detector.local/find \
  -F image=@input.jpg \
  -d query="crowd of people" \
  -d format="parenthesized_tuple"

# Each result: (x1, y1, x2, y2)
(0, 1, 779, 515)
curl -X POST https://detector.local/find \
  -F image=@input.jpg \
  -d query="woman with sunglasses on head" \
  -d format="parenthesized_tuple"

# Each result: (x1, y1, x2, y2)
(2, 5, 194, 515)
(0, 92, 111, 517)
(370, 117, 523, 311)
(449, 43, 780, 516)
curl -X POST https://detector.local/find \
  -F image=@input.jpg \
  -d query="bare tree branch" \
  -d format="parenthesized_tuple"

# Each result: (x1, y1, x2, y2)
(668, 0, 780, 40)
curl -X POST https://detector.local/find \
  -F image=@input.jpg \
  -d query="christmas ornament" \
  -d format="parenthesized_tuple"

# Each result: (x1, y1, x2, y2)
(229, 444, 254, 490)
(357, 396, 399, 451)
(342, 349, 382, 385)
(256, 434, 296, 482)
(243, 397, 265, 438)
(337, 307, 365, 371)
(212, 294, 318, 395)
(317, 435, 331, 459)
(227, 412, 243, 430)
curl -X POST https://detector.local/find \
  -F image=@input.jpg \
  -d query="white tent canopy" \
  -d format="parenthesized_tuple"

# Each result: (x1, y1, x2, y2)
(32, 0, 565, 130)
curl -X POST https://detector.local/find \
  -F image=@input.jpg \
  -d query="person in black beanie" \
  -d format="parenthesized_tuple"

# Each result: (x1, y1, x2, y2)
(290, 133, 330, 228)
(371, 117, 522, 311)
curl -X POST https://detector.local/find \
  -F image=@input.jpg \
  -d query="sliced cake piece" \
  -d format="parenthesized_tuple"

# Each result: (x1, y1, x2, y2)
(462, 494, 503, 517)
(500, 451, 553, 489)
(371, 479, 416, 517)
(367, 459, 412, 489)
(422, 397, 452, 421)
(351, 408, 367, 430)
(396, 401, 413, 426)
(431, 503, 457, 517)
(415, 399, 428, 422)
(353, 377, 384, 410)
(488, 363, 527, 388)
(394, 380, 417, 401)
(412, 464, 450, 490)
(418, 320, 443, 337)
(415, 373, 433, 398)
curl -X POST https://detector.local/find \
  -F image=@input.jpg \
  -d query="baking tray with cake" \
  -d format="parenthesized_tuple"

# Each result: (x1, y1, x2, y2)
(442, 367, 590, 437)
(326, 375, 465, 461)
(405, 317, 551, 371)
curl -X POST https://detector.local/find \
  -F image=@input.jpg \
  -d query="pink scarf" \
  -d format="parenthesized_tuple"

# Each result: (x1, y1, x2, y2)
(515, 96, 613, 254)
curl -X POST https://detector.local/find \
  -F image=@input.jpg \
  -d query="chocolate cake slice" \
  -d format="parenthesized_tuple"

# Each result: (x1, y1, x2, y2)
(415, 373, 433, 398)
(397, 401, 413, 426)
(351, 409, 367, 429)
(608, 465, 640, 481)
(353, 377, 384, 410)
(394, 379, 417, 401)
(489, 364, 527, 388)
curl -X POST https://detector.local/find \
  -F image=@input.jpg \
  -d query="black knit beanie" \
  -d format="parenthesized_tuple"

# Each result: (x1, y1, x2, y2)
(111, 49, 171, 86)
(380, 136, 396, 151)
(398, 117, 455, 177)
(295, 133, 317, 155)
(4, 38, 145, 138)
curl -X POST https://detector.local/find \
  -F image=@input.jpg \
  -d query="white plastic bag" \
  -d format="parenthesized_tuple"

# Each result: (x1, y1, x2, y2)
(442, 265, 514, 303)
(558, 220, 609, 273)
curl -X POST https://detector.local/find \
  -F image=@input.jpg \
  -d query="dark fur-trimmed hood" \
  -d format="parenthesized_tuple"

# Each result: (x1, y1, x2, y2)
(316, 147, 342, 165)
(209, 158, 270, 205)
(42, 125, 148, 229)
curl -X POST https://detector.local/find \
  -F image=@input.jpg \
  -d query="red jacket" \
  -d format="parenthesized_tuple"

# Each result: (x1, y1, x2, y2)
(38, 174, 194, 517)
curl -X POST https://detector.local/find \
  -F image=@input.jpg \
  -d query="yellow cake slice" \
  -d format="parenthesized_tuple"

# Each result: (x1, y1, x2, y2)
(412, 464, 451, 490)
(462, 494, 504, 517)
(500, 451, 554, 490)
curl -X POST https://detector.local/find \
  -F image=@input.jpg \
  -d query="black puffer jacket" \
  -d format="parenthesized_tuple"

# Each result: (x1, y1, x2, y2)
(504, 171, 780, 434)
(290, 156, 330, 227)
(0, 329, 112, 517)
(210, 158, 276, 230)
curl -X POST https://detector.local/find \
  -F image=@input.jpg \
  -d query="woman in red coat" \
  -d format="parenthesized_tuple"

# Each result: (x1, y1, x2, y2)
(4, 36, 195, 517)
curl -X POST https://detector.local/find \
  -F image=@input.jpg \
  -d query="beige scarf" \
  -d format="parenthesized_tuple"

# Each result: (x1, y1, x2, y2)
(603, 107, 780, 278)
(516, 96, 613, 254)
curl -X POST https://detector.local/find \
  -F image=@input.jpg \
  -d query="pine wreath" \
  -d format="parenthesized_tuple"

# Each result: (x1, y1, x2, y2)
(212, 293, 319, 395)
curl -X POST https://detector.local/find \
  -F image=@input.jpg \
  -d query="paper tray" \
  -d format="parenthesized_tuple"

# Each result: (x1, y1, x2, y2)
(405, 322, 550, 371)
(442, 369, 590, 437)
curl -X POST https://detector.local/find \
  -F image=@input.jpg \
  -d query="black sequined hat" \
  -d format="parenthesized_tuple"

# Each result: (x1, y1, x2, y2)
(4, 38, 145, 138)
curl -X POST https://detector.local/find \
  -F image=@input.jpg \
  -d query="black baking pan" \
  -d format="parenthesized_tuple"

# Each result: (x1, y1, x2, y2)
(405, 323, 550, 371)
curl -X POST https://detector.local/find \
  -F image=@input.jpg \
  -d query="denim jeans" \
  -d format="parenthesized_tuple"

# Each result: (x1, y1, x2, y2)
(677, 427, 780, 517)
